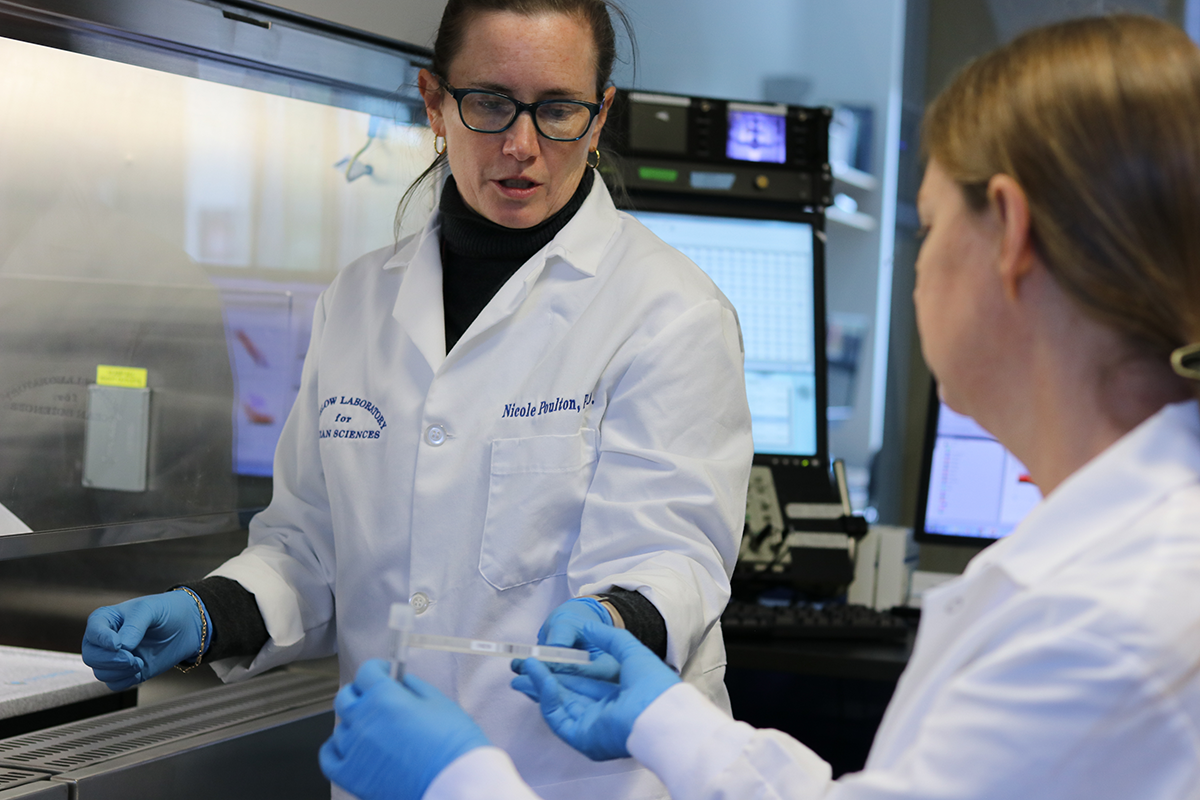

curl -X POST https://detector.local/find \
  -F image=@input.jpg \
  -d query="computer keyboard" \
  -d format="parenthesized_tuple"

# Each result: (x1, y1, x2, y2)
(721, 599, 913, 643)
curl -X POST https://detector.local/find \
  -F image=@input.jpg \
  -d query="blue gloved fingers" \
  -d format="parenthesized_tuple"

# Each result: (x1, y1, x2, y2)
(519, 658, 621, 704)
(519, 658, 567, 710)
(519, 657, 629, 760)
(352, 659, 393, 692)
(82, 593, 206, 687)
(550, 672, 624, 702)
(324, 717, 351, 761)
(82, 606, 147, 689)
(512, 647, 620, 682)
(538, 598, 611, 648)
(539, 652, 621, 681)
(318, 725, 360, 792)
(511, 657, 556, 704)
(520, 624, 681, 762)
(82, 607, 127, 653)
(333, 682, 365, 720)
(94, 676, 140, 692)
(81, 637, 138, 670)
(110, 600, 161, 653)
(510, 673, 538, 701)
(333, 658, 393, 720)
(576, 621, 654, 665)
(321, 668, 492, 800)
(534, 599, 620, 680)
(317, 736, 342, 776)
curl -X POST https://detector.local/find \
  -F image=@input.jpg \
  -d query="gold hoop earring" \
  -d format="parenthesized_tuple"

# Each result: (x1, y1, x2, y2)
(1171, 342, 1200, 380)
(434, 136, 446, 156)
(587, 148, 601, 169)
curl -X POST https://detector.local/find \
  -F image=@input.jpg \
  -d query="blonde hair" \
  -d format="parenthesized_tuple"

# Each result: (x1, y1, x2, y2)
(923, 15, 1200, 361)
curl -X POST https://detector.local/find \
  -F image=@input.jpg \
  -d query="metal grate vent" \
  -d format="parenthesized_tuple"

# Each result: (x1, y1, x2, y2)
(0, 767, 52, 789)
(0, 671, 336, 773)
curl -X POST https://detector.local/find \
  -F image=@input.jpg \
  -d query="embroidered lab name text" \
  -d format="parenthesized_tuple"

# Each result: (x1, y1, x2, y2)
(502, 393, 595, 419)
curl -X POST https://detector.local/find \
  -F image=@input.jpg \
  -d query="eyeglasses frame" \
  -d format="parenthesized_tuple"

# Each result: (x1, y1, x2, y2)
(438, 79, 604, 142)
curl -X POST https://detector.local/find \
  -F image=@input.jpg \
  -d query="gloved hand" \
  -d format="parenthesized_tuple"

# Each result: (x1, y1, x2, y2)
(534, 597, 619, 680)
(511, 621, 680, 761)
(81, 590, 208, 691)
(319, 659, 491, 800)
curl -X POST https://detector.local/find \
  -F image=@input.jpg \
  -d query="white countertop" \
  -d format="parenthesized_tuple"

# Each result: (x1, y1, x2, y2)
(0, 644, 110, 719)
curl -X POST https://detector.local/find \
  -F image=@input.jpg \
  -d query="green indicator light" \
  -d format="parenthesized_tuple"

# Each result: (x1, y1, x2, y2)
(638, 166, 679, 183)
(802, 459, 809, 467)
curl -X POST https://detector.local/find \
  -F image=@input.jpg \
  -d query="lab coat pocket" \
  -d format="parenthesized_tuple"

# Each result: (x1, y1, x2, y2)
(480, 429, 598, 590)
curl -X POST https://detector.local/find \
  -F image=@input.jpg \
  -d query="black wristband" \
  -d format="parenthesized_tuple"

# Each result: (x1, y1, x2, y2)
(182, 576, 270, 662)
(597, 587, 668, 660)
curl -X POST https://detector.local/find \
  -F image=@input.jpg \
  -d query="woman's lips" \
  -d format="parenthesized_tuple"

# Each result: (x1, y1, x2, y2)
(494, 178, 540, 199)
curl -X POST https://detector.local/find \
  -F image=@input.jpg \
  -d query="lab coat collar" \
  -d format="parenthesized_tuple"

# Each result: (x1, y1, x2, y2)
(539, 170, 621, 278)
(382, 173, 620, 374)
(385, 218, 447, 373)
(969, 400, 1200, 589)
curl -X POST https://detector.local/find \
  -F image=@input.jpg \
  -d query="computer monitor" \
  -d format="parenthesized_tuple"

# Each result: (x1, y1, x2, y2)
(914, 383, 1043, 544)
(626, 206, 829, 486)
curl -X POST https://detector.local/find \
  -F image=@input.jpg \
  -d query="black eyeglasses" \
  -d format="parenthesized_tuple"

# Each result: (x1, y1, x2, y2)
(440, 80, 603, 142)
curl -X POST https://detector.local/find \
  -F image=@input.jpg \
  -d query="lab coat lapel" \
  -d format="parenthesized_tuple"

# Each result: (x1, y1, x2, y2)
(389, 219, 446, 374)
(868, 564, 1017, 767)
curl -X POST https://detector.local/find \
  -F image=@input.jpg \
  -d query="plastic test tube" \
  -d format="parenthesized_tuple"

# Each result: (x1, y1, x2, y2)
(389, 602, 415, 680)
(386, 602, 591, 672)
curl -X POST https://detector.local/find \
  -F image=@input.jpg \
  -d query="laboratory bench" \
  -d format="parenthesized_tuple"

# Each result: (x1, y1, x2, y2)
(0, 660, 337, 800)
(0, 532, 338, 800)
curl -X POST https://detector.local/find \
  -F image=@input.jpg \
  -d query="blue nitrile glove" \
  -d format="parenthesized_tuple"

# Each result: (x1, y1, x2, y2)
(319, 659, 490, 800)
(81, 590, 209, 691)
(533, 597, 619, 680)
(511, 621, 680, 761)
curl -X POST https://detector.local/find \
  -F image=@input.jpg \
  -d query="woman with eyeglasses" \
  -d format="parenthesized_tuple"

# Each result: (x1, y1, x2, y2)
(316, 13, 1200, 800)
(80, 1, 752, 799)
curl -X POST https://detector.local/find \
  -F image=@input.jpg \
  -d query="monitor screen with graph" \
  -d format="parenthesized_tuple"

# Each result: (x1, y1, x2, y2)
(628, 208, 824, 461)
(914, 384, 1044, 544)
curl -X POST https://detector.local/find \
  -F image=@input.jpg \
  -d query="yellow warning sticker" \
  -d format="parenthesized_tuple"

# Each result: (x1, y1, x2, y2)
(96, 365, 148, 389)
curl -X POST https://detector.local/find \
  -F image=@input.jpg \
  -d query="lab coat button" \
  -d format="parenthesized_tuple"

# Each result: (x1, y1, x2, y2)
(425, 425, 446, 446)
(410, 592, 430, 614)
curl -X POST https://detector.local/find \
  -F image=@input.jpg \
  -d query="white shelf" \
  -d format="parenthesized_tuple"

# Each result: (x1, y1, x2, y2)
(827, 205, 878, 231)
(832, 163, 880, 192)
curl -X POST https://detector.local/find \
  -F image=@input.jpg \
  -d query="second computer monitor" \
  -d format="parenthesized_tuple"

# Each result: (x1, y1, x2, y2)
(915, 386, 1043, 544)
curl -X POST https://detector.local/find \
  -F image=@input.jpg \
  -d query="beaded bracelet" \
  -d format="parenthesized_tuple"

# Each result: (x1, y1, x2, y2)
(172, 586, 209, 674)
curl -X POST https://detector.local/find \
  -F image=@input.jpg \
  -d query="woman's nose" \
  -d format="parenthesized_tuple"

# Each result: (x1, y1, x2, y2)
(502, 111, 540, 160)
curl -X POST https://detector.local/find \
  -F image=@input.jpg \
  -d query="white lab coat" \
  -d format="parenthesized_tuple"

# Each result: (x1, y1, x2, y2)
(431, 399, 1200, 800)
(208, 175, 753, 800)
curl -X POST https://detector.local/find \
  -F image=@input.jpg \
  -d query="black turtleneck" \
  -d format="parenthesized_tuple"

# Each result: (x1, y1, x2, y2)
(439, 167, 594, 352)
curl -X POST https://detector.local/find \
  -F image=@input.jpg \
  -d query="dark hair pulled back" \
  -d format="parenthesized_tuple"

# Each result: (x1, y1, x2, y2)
(396, 0, 635, 237)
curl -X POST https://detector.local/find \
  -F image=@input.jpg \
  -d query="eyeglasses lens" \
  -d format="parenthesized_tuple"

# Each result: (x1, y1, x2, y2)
(459, 93, 592, 140)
